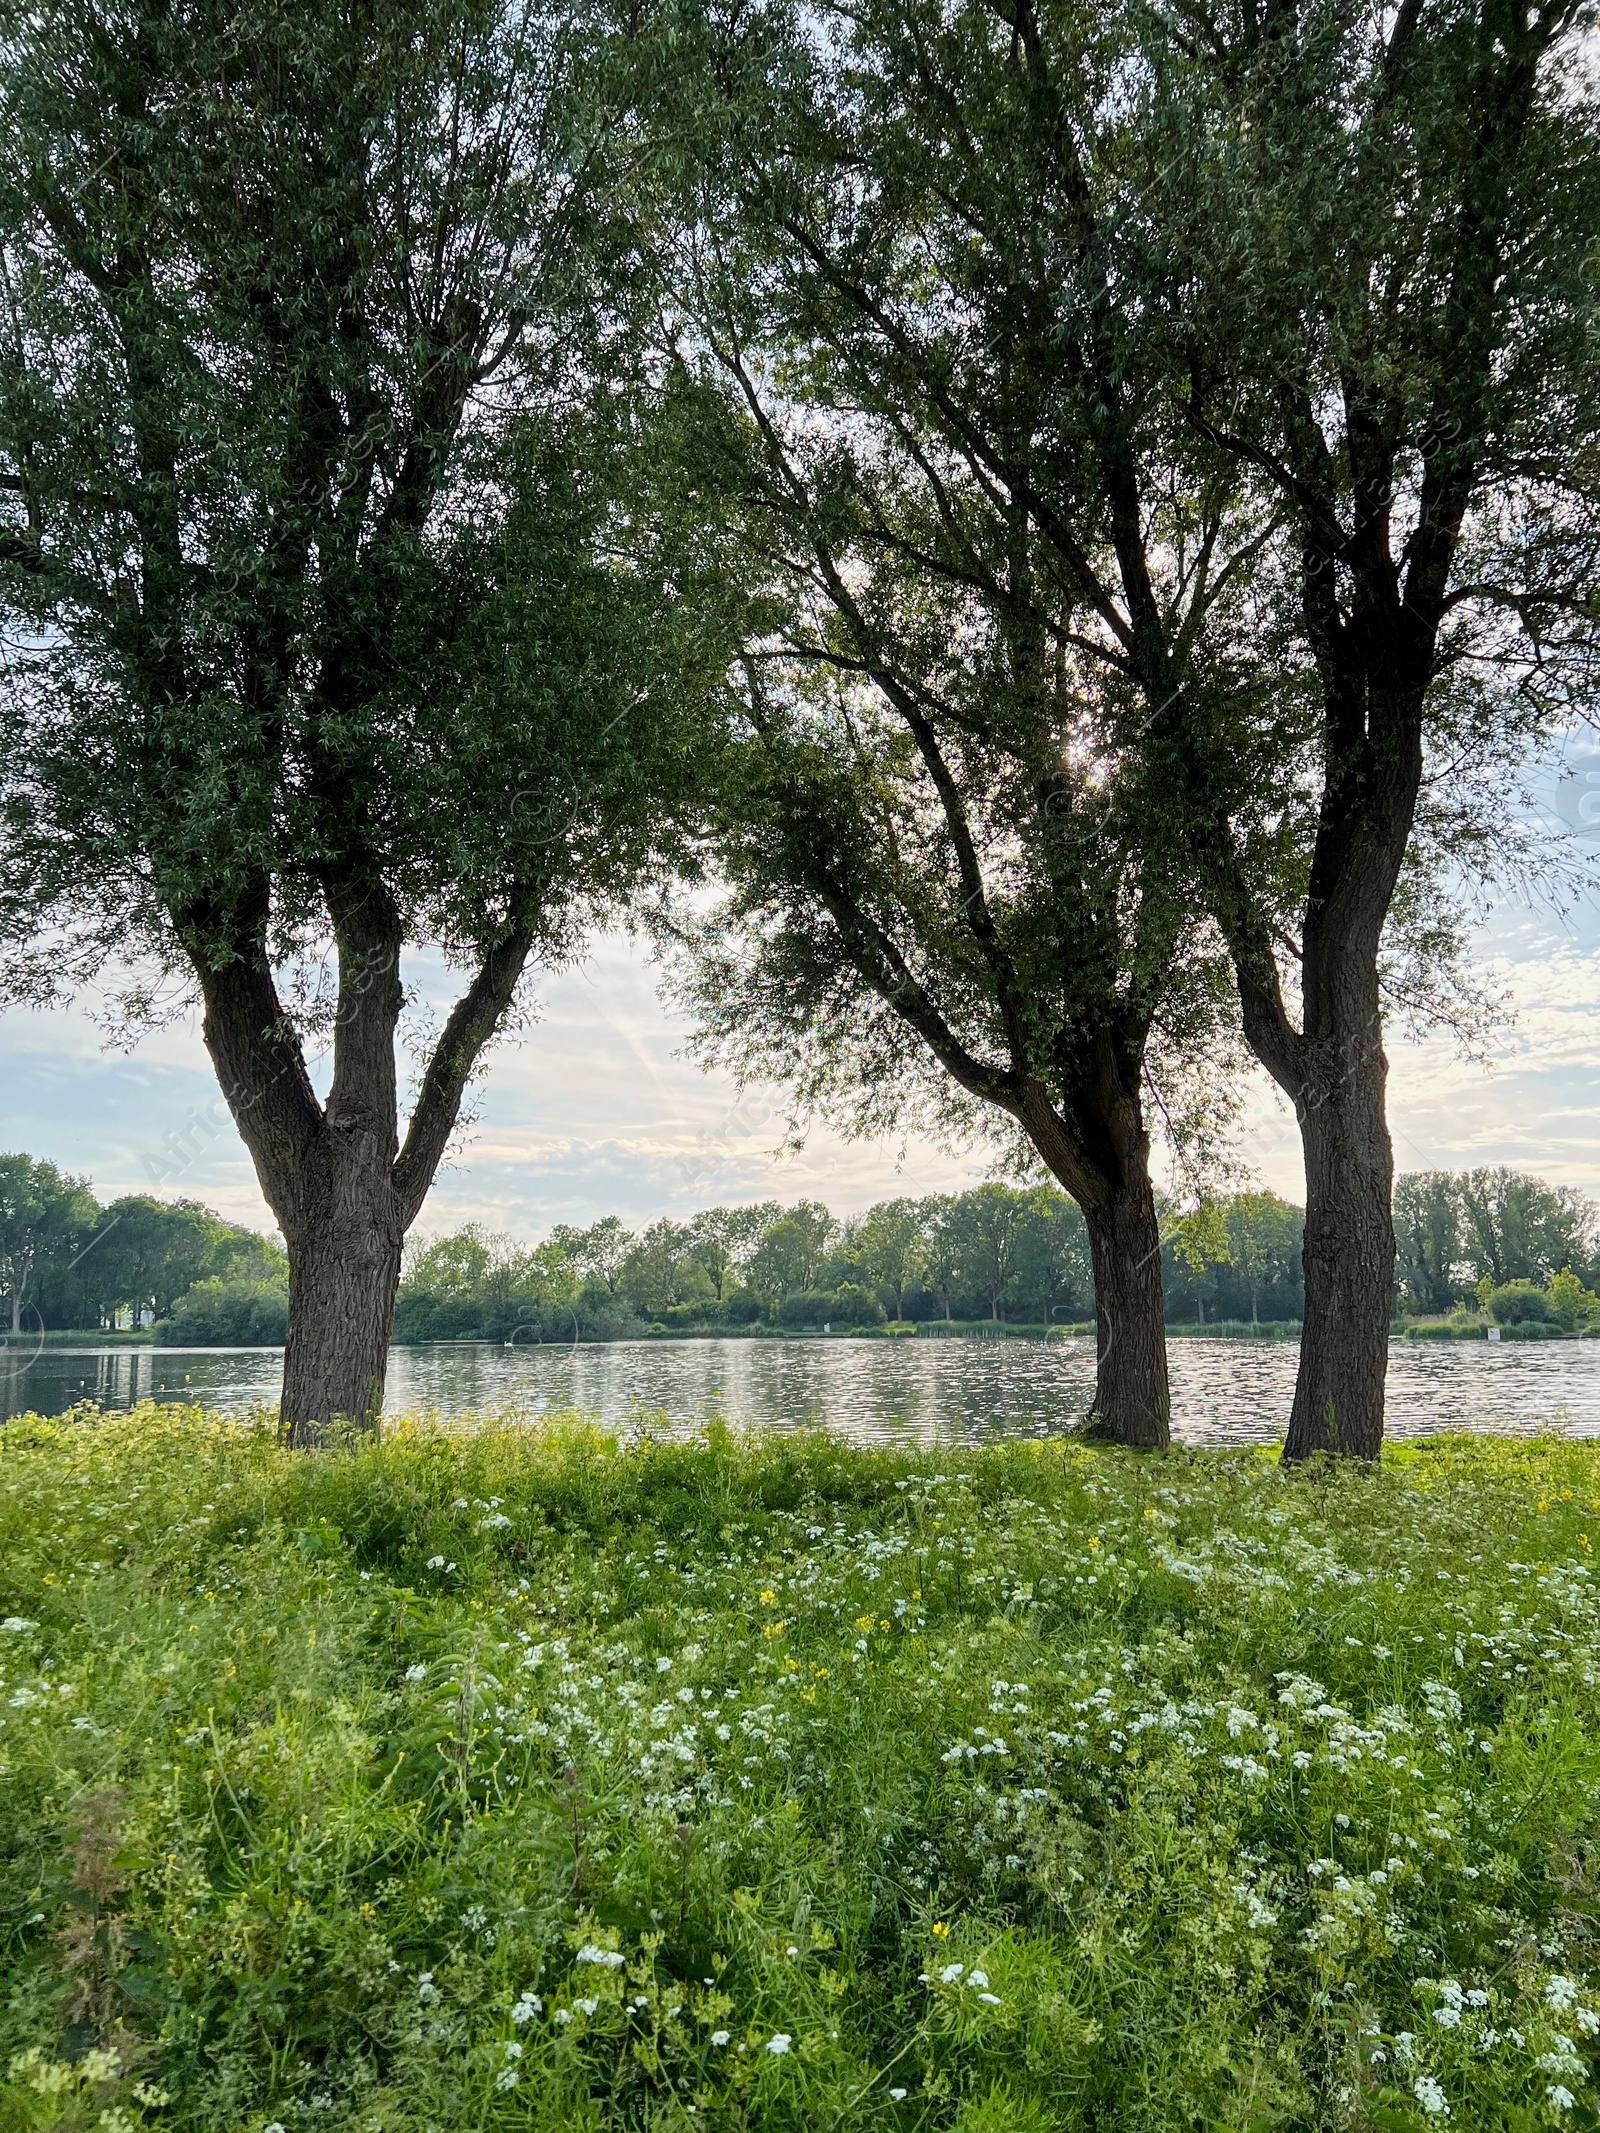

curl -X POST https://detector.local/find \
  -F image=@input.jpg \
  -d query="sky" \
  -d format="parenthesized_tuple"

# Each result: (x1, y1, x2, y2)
(4, 749, 1599, 1244)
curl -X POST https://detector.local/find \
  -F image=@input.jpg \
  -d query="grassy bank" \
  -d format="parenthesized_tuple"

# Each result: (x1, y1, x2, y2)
(5, 1414, 1600, 2132)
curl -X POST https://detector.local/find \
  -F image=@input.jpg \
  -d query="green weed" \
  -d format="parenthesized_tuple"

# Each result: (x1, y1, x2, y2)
(3, 1407, 1600, 2131)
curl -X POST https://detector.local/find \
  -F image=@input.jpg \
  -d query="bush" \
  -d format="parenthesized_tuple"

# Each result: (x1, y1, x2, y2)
(1487, 1279, 1554, 1325)
(779, 1283, 885, 1328)
(1547, 1267, 1600, 1331)
(160, 1275, 288, 1344)
(5, 1411, 1600, 2131)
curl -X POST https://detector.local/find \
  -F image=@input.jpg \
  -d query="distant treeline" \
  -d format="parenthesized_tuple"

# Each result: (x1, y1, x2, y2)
(396, 1184, 1310, 1344)
(386, 1166, 1600, 1343)
(0, 1154, 287, 1338)
(5, 1151, 1596, 1346)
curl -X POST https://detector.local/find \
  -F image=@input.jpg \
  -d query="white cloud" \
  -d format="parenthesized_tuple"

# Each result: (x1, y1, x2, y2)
(6, 894, 1600, 1234)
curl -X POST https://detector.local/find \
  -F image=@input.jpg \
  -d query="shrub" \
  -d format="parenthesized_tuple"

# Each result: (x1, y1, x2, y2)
(160, 1275, 288, 1344)
(779, 1284, 885, 1328)
(1547, 1268, 1600, 1331)
(1487, 1279, 1554, 1325)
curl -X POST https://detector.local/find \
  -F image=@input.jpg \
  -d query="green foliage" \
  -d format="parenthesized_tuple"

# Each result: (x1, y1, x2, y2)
(1161, 1194, 1305, 1327)
(163, 1277, 288, 1347)
(1547, 1271, 1600, 1334)
(0, 1159, 284, 1333)
(1488, 1281, 1554, 1327)
(0, 1156, 96, 1332)
(1398, 1173, 1599, 1314)
(6, 1411, 1600, 2128)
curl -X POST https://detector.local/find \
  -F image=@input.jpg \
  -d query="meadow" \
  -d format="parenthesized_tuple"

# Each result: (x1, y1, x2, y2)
(5, 1409, 1600, 2132)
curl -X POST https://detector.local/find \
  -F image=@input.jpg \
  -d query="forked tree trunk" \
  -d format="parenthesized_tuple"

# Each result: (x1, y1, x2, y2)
(183, 874, 542, 1447)
(1079, 1162, 1171, 1449)
(280, 1154, 405, 1447)
(1282, 1037, 1395, 1461)
(1025, 1059, 1172, 1451)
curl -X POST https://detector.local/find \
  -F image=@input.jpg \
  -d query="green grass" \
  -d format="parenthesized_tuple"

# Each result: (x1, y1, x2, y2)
(5, 1408, 1600, 2132)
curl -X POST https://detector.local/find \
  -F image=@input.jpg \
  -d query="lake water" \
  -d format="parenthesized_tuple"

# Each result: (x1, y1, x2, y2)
(4, 1332, 1600, 1445)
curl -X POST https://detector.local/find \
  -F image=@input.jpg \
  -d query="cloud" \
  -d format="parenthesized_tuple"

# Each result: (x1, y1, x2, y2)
(5, 893, 1599, 1236)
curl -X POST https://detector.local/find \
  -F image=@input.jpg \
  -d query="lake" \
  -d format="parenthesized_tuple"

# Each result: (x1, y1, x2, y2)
(4, 1332, 1600, 1444)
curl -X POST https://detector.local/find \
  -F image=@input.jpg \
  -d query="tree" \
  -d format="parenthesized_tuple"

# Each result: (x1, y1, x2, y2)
(657, 0, 1280, 1449)
(1223, 1196, 1304, 1329)
(1147, 0, 1600, 1453)
(943, 1185, 1026, 1324)
(745, 1202, 835, 1307)
(1456, 1169, 1596, 1291)
(74, 1196, 286, 1326)
(912, 1198, 961, 1323)
(0, 0, 738, 1438)
(1012, 1186, 1094, 1325)
(549, 1218, 634, 1297)
(619, 1219, 716, 1317)
(853, 1199, 927, 1322)
(1394, 1174, 1465, 1315)
(0, 1153, 96, 1332)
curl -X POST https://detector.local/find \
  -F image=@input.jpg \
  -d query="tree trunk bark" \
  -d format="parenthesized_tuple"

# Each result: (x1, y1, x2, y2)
(283, 1211, 403, 1441)
(1282, 1039, 1395, 1461)
(1078, 1162, 1171, 1449)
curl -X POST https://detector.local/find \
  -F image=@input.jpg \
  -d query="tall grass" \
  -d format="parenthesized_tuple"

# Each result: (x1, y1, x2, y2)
(4, 1406, 1600, 2131)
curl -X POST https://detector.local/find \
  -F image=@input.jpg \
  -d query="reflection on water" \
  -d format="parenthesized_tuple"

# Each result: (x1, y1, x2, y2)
(4, 1333, 1600, 1444)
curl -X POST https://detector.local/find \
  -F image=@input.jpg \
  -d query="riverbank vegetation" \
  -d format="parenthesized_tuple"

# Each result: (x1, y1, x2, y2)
(6, 1406, 1600, 2131)
(10, 1164, 1600, 1353)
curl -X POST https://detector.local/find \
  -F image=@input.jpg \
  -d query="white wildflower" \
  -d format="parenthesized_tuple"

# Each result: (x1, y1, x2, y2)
(576, 1944, 624, 1969)
(766, 2034, 792, 2054)
(1412, 2074, 1449, 2116)
(710, 2031, 730, 2046)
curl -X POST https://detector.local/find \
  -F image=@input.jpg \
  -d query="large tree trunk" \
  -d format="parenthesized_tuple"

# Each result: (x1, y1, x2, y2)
(279, 1140, 405, 1447)
(1079, 1161, 1171, 1449)
(182, 874, 542, 1447)
(1282, 1036, 1395, 1461)
(1025, 1056, 1172, 1451)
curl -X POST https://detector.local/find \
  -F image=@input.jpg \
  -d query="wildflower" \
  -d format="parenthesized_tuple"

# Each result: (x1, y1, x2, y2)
(576, 1944, 624, 1969)
(576, 1998, 599, 2016)
(939, 1963, 964, 1984)
(889, 2089, 907, 2101)
(553, 2009, 572, 2024)
(1549, 2087, 1577, 2112)
(766, 2034, 792, 2054)
(264, 2125, 286, 2133)
(1412, 2075, 1449, 2116)
(1547, 1977, 1582, 2012)
(495, 2067, 520, 2090)
(426, 1556, 446, 1570)
(511, 1994, 542, 2024)
(657, 1656, 673, 1673)
(503, 2042, 523, 2061)
(977, 1993, 1001, 2005)
(417, 1973, 440, 2004)
(967, 1970, 989, 1989)
(710, 2031, 730, 2046)
(931, 1921, 950, 1939)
